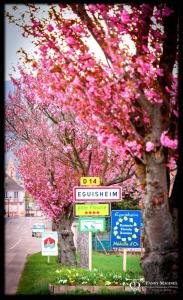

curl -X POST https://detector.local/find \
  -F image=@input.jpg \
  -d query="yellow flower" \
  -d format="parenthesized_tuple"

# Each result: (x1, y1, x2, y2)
(69, 279, 75, 284)
(105, 281, 111, 286)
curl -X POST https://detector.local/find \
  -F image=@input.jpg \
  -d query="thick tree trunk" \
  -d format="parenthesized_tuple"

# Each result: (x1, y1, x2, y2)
(140, 155, 178, 294)
(77, 231, 89, 268)
(53, 209, 77, 267)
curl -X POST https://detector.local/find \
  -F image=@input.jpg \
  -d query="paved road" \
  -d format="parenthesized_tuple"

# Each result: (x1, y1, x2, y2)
(5, 216, 52, 295)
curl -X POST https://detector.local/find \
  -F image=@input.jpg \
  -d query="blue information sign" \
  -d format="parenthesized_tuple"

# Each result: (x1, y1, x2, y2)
(111, 210, 142, 248)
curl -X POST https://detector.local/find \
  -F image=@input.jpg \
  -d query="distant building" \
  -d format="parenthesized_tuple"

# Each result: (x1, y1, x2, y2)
(6, 157, 16, 181)
(4, 158, 25, 217)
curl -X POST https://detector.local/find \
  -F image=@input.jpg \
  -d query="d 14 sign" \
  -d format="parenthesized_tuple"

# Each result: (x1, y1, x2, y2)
(111, 210, 142, 248)
(80, 177, 100, 186)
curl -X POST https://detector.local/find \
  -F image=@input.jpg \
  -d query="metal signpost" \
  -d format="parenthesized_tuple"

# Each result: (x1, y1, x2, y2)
(74, 180, 122, 272)
(42, 231, 58, 263)
(74, 203, 110, 217)
(111, 210, 142, 272)
(78, 217, 105, 271)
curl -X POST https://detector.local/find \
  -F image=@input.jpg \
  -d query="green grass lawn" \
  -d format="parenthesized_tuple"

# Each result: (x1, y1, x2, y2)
(16, 251, 143, 295)
(93, 252, 142, 274)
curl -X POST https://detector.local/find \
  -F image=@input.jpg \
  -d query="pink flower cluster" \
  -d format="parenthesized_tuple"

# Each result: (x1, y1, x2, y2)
(47, 24, 54, 32)
(160, 131, 178, 150)
(146, 141, 155, 152)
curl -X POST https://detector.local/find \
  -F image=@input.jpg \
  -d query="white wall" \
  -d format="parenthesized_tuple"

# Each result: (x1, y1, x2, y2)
(5, 190, 25, 216)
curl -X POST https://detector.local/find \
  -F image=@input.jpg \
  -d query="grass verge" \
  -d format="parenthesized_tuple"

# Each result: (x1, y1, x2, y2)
(17, 251, 143, 295)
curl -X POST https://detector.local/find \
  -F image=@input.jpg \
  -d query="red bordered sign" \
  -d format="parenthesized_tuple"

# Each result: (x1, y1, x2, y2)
(73, 186, 122, 203)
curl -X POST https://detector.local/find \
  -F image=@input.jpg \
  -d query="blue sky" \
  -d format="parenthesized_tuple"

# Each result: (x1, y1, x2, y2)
(5, 4, 36, 81)
(5, 80, 20, 178)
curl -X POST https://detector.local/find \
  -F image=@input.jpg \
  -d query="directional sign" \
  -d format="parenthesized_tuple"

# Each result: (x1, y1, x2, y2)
(111, 210, 142, 248)
(74, 203, 110, 217)
(42, 231, 58, 256)
(79, 218, 105, 232)
(80, 177, 100, 186)
(73, 186, 122, 202)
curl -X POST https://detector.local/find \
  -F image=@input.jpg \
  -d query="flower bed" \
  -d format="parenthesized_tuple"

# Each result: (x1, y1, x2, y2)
(49, 267, 145, 294)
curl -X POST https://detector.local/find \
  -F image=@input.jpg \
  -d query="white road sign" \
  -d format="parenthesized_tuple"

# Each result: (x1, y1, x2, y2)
(73, 186, 122, 202)
(42, 231, 58, 256)
(79, 218, 105, 232)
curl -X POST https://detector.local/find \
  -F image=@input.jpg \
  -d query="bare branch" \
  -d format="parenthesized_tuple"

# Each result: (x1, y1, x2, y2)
(104, 170, 135, 186)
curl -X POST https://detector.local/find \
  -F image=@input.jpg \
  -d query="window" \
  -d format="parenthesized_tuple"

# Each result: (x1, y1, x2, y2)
(14, 192, 18, 198)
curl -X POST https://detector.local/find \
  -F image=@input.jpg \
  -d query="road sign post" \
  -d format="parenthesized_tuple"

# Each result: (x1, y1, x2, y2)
(111, 210, 143, 272)
(76, 179, 122, 272)
(89, 231, 92, 271)
(78, 217, 105, 272)
(42, 231, 58, 263)
(123, 249, 127, 272)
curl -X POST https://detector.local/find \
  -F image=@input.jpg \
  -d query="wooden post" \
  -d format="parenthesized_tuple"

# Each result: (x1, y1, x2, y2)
(89, 231, 92, 271)
(48, 256, 50, 264)
(123, 249, 127, 272)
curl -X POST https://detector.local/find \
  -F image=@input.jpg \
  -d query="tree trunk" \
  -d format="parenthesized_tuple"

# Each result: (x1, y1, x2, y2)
(53, 209, 77, 267)
(140, 154, 178, 294)
(77, 231, 89, 268)
(169, 166, 179, 249)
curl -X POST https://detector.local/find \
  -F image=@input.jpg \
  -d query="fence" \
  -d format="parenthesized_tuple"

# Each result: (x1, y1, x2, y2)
(92, 232, 144, 255)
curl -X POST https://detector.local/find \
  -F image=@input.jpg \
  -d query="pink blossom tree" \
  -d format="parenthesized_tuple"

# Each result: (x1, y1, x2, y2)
(5, 68, 138, 267)
(6, 3, 179, 290)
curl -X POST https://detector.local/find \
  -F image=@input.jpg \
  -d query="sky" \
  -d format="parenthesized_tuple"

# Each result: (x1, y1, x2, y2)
(5, 4, 37, 81)
(5, 4, 106, 81)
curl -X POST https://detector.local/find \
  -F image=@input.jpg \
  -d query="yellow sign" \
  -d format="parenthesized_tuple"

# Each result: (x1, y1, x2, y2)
(80, 177, 100, 186)
(74, 203, 110, 217)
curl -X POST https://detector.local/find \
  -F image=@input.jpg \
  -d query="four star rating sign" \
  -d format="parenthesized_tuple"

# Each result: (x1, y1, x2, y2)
(74, 203, 110, 217)
(111, 210, 142, 248)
